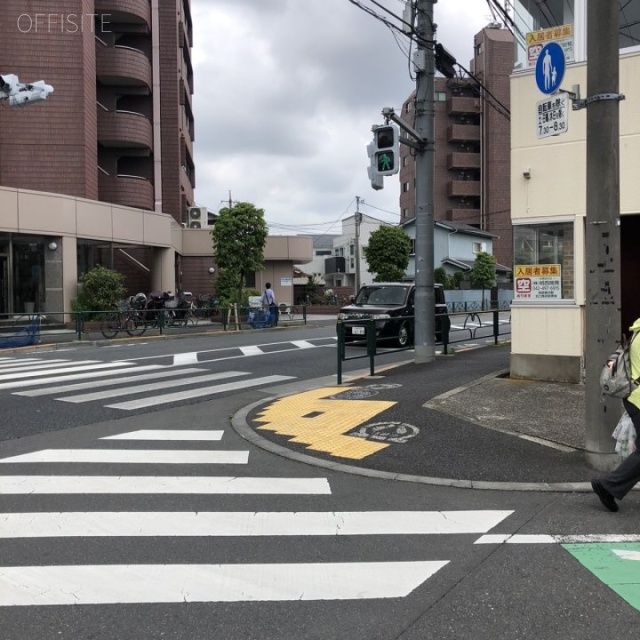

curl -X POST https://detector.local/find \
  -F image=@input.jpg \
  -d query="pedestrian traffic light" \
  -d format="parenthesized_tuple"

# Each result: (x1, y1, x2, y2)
(366, 140, 384, 190)
(372, 124, 399, 176)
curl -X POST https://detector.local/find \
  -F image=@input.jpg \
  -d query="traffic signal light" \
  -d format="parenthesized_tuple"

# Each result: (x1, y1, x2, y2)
(372, 124, 399, 176)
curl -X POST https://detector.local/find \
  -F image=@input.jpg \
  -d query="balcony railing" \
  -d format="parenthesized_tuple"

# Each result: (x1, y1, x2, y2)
(447, 124, 481, 142)
(446, 208, 481, 225)
(97, 109, 153, 149)
(447, 96, 480, 115)
(447, 180, 481, 198)
(99, 173, 153, 210)
(96, 44, 152, 89)
(447, 152, 480, 170)
(95, 0, 151, 28)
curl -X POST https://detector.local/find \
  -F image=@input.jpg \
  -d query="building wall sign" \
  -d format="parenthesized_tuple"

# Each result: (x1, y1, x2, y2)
(514, 264, 562, 300)
(527, 24, 574, 68)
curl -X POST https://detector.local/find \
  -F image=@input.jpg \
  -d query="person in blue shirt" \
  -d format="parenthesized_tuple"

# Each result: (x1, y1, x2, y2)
(261, 282, 278, 327)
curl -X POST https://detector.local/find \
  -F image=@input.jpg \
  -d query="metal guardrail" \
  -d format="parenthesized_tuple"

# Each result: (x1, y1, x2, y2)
(336, 310, 511, 384)
(0, 304, 311, 349)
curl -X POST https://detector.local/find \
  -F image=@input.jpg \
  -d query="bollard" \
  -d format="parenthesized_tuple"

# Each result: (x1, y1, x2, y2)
(158, 309, 165, 335)
(336, 321, 344, 384)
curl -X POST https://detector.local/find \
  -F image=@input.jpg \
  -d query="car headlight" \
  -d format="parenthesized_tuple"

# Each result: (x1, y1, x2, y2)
(337, 313, 349, 320)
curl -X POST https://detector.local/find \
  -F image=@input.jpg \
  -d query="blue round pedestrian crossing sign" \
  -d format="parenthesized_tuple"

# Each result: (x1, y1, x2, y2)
(535, 42, 565, 95)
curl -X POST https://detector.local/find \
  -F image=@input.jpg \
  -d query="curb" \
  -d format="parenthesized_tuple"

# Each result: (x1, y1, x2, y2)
(230, 372, 593, 493)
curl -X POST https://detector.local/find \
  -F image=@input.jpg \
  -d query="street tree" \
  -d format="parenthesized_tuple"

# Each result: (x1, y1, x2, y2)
(470, 251, 497, 309)
(364, 226, 411, 282)
(211, 202, 268, 305)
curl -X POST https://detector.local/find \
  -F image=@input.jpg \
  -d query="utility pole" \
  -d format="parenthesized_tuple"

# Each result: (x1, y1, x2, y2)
(584, 1, 623, 471)
(354, 196, 363, 294)
(413, 0, 436, 363)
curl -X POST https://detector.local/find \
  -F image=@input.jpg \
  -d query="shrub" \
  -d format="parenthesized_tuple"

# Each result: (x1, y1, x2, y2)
(72, 266, 126, 315)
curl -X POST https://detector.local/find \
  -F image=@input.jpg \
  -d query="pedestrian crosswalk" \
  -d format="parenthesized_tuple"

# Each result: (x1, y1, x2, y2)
(0, 425, 514, 607)
(0, 356, 295, 410)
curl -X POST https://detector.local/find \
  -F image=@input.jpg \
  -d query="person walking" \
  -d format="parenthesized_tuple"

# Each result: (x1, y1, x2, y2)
(591, 317, 640, 511)
(262, 282, 278, 327)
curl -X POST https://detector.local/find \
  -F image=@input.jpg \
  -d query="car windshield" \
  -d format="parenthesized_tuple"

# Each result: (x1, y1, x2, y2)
(355, 286, 409, 306)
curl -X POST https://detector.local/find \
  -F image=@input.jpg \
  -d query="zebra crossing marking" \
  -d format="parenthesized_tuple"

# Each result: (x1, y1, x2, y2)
(56, 370, 248, 403)
(0, 510, 513, 538)
(0, 361, 136, 382)
(0, 561, 449, 606)
(104, 374, 295, 410)
(14, 367, 205, 396)
(100, 429, 225, 441)
(0, 363, 165, 391)
(0, 475, 332, 494)
(0, 449, 249, 465)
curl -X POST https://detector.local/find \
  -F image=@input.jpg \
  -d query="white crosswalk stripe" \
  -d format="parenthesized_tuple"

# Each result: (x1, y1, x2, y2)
(0, 357, 296, 410)
(0, 426, 513, 607)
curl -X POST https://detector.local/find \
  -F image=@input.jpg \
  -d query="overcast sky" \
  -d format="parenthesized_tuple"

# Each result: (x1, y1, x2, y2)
(191, 0, 499, 236)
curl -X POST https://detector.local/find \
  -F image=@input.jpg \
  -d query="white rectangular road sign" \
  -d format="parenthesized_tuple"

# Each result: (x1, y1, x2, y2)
(536, 93, 569, 139)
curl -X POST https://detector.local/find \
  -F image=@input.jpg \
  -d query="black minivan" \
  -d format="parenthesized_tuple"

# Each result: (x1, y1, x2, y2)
(337, 282, 448, 347)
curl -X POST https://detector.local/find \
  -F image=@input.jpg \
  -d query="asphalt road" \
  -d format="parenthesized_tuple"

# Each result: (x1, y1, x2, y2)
(2, 323, 638, 639)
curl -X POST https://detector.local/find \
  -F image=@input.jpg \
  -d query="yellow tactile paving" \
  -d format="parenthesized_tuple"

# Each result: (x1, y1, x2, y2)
(254, 387, 396, 459)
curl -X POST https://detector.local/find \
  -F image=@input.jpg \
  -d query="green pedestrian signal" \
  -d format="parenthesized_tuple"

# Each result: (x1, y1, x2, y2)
(371, 124, 399, 176)
(376, 151, 395, 173)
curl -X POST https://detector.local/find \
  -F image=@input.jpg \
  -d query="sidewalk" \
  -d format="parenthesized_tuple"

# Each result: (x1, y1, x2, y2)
(238, 344, 598, 491)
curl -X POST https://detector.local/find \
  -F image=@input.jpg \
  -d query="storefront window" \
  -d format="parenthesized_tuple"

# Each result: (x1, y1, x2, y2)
(513, 221, 574, 301)
(77, 239, 114, 276)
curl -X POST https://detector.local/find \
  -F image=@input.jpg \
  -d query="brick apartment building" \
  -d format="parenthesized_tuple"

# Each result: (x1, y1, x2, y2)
(0, 1, 311, 315)
(399, 25, 514, 269)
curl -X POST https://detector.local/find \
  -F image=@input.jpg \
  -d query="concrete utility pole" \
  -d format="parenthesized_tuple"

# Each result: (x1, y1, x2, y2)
(354, 196, 363, 294)
(584, 1, 623, 471)
(413, 0, 436, 363)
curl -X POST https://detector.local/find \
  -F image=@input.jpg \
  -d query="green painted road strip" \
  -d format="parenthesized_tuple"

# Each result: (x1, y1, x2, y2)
(563, 543, 640, 611)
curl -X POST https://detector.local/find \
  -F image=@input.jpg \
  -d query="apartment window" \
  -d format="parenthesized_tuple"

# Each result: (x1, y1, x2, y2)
(315, 249, 332, 256)
(435, 91, 446, 102)
(513, 221, 574, 301)
(402, 182, 410, 193)
(350, 244, 354, 256)
(410, 238, 416, 255)
(472, 241, 487, 254)
(350, 258, 354, 269)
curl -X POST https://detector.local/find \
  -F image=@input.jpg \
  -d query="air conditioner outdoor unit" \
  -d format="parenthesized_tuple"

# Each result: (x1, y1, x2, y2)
(187, 206, 209, 229)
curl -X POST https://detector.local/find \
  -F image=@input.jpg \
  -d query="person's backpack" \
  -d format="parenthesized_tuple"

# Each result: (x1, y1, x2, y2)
(600, 334, 639, 398)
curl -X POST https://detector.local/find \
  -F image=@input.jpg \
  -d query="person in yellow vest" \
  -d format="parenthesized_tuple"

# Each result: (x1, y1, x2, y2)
(592, 318, 640, 511)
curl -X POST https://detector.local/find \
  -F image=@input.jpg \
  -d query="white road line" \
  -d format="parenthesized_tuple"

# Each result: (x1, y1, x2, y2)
(0, 362, 135, 382)
(0, 561, 448, 606)
(239, 346, 264, 356)
(100, 429, 225, 441)
(105, 374, 295, 410)
(0, 449, 249, 465)
(173, 352, 200, 366)
(291, 340, 316, 349)
(0, 358, 68, 370)
(56, 371, 248, 403)
(475, 533, 640, 544)
(0, 510, 513, 538)
(14, 367, 206, 397)
(0, 475, 331, 495)
(0, 364, 155, 391)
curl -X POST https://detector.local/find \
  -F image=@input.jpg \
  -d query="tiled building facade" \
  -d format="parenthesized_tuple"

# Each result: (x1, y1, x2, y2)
(399, 26, 513, 268)
(0, 0, 195, 220)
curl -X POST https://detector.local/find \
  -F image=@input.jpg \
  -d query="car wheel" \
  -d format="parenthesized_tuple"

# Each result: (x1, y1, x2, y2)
(396, 321, 412, 347)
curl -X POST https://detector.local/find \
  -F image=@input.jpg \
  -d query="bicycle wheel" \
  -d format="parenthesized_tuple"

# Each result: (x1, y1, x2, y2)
(100, 312, 121, 339)
(125, 313, 147, 337)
